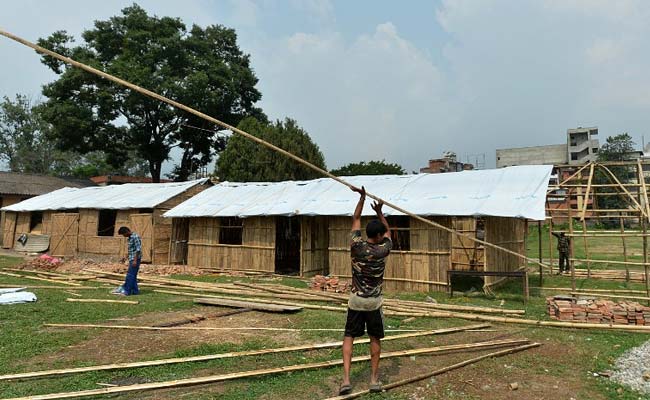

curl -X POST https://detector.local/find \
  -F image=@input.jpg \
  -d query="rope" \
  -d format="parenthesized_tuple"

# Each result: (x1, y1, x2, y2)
(0, 28, 551, 271)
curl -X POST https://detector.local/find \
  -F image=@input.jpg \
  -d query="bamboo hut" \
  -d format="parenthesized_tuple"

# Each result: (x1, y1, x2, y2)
(164, 166, 551, 292)
(1, 179, 211, 262)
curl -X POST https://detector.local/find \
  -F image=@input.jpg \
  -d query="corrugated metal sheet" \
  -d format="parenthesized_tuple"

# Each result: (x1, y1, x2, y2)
(0, 172, 93, 196)
(164, 166, 552, 221)
(2, 179, 209, 212)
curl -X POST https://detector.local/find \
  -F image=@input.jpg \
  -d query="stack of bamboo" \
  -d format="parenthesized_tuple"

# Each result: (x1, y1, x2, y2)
(547, 296, 650, 325)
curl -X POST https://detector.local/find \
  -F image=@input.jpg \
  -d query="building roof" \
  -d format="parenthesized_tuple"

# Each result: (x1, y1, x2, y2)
(90, 175, 173, 185)
(0, 172, 93, 196)
(2, 179, 210, 212)
(164, 166, 552, 221)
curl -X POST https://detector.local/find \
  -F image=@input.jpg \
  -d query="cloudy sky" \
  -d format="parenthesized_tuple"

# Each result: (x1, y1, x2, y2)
(2, 0, 650, 173)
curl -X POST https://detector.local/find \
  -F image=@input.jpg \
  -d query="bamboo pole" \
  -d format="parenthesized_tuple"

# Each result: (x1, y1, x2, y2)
(0, 285, 102, 290)
(548, 218, 554, 274)
(637, 159, 650, 219)
(538, 221, 543, 287)
(0, 271, 82, 286)
(42, 323, 425, 332)
(0, 29, 551, 272)
(644, 218, 650, 299)
(64, 291, 83, 297)
(2, 339, 529, 400)
(0, 324, 489, 381)
(568, 197, 576, 291)
(324, 342, 541, 400)
(580, 163, 595, 221)
(546, 163, 591, 193)
(233, 282, 344, 302)
(532, 287, 647, 294)
(569, 292, 650, 301)
(620, 215, 630, 284)
(65, 298, 139, 305)
(388, 299, 525, 315)
(569, 258, 650, 266)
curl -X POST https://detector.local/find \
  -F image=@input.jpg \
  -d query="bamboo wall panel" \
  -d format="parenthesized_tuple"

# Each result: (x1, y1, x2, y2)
(129, 214, 153, 262)
(169, 218, 189, 264)
(187, 217, 275, 272)
(0, 195, 22, 247)
(300, 216, 329, 276)
(42, 211, 52, 235)
(451, 217, 484, 271)
(50, 213, 79, 257)
(484, 216, 526, 286)
(2, 212, 16, 249)
(15, 212, 30, 236)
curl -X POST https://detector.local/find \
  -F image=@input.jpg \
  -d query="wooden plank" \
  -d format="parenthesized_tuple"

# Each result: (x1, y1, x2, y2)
(65, 298, 139, 305)
(1, 339, 528, 400)
(193, 297, 302, 313)
(0, 324, 488, 381)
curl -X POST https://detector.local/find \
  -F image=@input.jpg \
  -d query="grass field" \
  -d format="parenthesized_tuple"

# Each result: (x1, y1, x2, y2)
(1, 230, 649, 400)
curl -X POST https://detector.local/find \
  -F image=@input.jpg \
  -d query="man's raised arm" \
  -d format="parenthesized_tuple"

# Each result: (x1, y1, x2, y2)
(371, 200, 391, 239)
(351, 186, 366, 231)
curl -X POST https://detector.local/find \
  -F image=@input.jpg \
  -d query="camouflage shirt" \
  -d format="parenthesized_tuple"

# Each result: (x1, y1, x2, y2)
(553, 233, 570, 253)
(350, 230, 392, 298)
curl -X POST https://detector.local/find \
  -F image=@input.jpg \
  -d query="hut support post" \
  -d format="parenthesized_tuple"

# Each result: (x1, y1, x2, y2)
(568, 192, 576, 291)
(538, 221, 543, 287)
(620, 214, 629, 285)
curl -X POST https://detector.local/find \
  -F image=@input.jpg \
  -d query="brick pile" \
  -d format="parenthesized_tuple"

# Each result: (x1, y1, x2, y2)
(547, 295, 650, 325)
(309, 275, 351, 293)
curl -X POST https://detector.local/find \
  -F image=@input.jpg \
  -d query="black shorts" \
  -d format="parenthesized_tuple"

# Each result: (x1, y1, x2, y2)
(344, 307, 385, 339)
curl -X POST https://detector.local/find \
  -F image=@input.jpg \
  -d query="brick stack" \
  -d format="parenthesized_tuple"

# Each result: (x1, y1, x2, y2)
(309, 275, 351, 293)
(547, 295, 650, 325)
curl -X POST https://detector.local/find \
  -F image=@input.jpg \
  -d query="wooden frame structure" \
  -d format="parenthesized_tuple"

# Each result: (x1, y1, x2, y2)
(179, 214, 527, 292)
(2, 182, 209, 263)
(544, 160, 650, 296)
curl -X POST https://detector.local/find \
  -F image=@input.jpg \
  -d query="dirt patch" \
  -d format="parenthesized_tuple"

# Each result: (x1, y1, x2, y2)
(31, 307, 303, 367)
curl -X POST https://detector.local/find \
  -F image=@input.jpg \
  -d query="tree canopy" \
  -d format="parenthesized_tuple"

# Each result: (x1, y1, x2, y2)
(216, 117, 326, 182)
(597, 133, 636, 162)
(330, 160, 406, 176)
(595, 133, 637, 211)
(38, 4, 264, 182)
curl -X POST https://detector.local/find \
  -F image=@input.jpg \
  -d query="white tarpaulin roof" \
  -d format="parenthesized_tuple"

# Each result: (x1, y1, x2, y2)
(2, 179, 209, 212)
(164, 166, 552, 220)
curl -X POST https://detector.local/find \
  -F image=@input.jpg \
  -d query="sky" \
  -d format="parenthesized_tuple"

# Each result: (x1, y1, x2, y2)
(2, 0, 650, 174)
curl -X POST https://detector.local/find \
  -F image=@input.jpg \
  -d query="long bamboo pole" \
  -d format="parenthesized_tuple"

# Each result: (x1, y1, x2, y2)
(538, 221, 543, 287)
(324, 342, 541, 400)
(42, 324, 424, 332)
(0, 324, 489, 381)
(580, 163, 595, 221)
(65, 298, 139, 305)
(547, 163, 591, 193)
(0, 285, 102, 290)
(568, 196, 576, 291)
(0, 271, 82, 286)
(2, 340, 529, 400)
(620, 214, 630, 284)
(0, 29, 551, 272)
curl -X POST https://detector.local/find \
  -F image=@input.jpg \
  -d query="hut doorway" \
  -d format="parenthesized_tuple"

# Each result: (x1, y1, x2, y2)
(275, 216, 301, 275)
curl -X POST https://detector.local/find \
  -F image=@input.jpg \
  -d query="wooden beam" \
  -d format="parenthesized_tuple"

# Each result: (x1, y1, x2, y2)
(193, 297, 302, 313)
(0, 324, 489, 381)
(65, 298, 139, 305)
(1, 339, 529, 400)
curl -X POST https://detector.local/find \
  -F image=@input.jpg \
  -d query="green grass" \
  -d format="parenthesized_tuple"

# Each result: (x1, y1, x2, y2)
(2, 246, 650, 399)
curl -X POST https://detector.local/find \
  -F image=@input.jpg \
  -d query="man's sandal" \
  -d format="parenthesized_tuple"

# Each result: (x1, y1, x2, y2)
(339, 384, 352, 395)
(369, 381, 383, 393)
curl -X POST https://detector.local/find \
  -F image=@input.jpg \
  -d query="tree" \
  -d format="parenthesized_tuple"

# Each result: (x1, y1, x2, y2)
(595, 133, 637, 211)
(38, 4, 264, 182)
(330, 160, 406, 176)
(0, 94, 75, 175)
(216, 117, 326, 182)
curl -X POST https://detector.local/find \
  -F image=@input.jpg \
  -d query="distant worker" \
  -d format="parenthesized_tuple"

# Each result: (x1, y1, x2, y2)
(112, 226, 142, 296)
(339, 186, 392, 395)
(551, 231, 570, 274)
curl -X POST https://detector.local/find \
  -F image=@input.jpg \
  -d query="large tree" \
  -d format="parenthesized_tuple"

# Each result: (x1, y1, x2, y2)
(216, 117, 326, 182)
(330, 160, 406, 176)
(38, 4, 264, 182)
(595, 133, 637, 211)
(0, 94, 76, 175)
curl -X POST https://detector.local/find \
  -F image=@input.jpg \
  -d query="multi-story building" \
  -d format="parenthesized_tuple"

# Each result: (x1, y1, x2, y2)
(567, 127, 599, 165)
(420, 152, 474, 174)
(496, 126, 600, 168)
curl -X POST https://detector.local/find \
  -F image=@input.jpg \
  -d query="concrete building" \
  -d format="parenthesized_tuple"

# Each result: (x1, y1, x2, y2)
(420, 152, 474, 174)
(496, 126, 600, 168)
(567, 127, 599, 165)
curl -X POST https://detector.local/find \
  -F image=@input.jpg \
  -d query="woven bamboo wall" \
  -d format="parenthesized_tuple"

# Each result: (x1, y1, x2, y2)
(328, 216, 452, 292)
(450, 217, 485, 271)
(187, 216, 275, 272)
(484, 216, 526, 286)
(300, 216, 329, 276)
(2, 211, 16, 249)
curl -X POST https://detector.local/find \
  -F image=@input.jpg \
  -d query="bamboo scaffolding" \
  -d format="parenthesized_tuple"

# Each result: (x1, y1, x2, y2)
(599, 164, 647, 218)
(65, 298, 139, 305)
(2, 339, 529, 400)
(0, 324, 489, 381)
(0, 29, 551, 274)
(324, 342, 541, 400)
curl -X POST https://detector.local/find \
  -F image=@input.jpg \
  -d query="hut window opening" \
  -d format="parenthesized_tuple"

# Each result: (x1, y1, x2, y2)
(29, 211, 43, 232)
(98, 210, 117, 236)
(138, 208, 154, 214)
(219, 217, 243, 245)
(387, 216, 410, 251)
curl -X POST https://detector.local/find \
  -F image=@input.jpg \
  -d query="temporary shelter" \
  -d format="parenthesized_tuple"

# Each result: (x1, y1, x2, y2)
(2, 179, 211, 262)
(164, 166, 552, 291)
